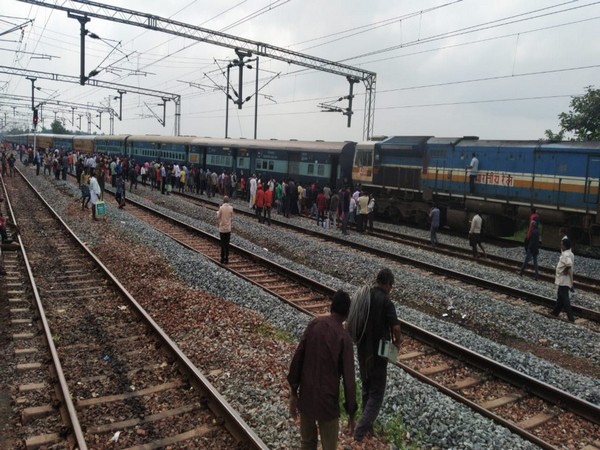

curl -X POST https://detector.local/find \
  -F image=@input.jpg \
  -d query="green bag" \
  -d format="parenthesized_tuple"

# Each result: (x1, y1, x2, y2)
(96, 201, 106, 217)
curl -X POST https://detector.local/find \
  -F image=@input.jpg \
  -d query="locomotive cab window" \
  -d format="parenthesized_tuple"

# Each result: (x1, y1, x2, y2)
(355, 150, 373, 166)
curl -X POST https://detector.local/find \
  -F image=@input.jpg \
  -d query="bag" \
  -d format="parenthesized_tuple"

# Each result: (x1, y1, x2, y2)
(323, 218, 329, 230)
(347, 285, 371, 344)
(378, 339, 398, 362)
(95, 201, 106, 217)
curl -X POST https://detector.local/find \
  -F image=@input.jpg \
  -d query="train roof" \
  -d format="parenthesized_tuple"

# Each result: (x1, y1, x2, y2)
(52, 135, 74, 141)
(458, 139, 540, 148)
(94, 135, 130, 142)
(427, 137, 463, 145)
(380, 136, 431, 146)
(126, 135, 197, 144)
(355, 141, 376, 149)
(190, 137, 355, 153)
(73, 135, 95, 142)
(542, 141, 600, 150)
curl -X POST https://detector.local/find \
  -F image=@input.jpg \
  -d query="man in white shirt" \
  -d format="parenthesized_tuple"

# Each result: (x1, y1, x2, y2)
(468, 211, 486, 258)
(466, 153, 479, 195)
(217, 196, 234, 264)
(173, 164, 181, 190)
(249, 174, 257, 208)
(551, 239, 575, 322)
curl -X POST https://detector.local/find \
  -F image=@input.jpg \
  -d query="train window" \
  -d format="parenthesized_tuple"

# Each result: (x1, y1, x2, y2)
(255, 159, 273, 171)
(318, 165, 324, 176)
(307, 164, 314, 175)
(209, 155, 232, 166)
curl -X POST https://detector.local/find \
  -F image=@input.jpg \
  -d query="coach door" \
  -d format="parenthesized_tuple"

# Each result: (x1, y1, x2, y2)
(585, 156, 600, 205)
(288, 152, 301, 180)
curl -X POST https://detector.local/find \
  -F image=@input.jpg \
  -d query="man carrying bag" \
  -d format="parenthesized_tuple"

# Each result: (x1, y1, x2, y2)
(347, 268, 402, 442)
(89, 170, 103, 221)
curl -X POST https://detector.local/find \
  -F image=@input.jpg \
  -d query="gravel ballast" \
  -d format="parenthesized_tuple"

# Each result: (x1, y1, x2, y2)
(16, 168, 600, 449)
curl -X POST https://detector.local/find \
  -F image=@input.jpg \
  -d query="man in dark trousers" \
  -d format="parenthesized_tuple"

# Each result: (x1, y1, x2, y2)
(287, 290, 356, 450)
(552, 239, 575, 322)
(348, 268, 402, 442)
(216, 196, 233, 264)
(429, 203, 440, 247)
(519, 220, 540, 279)
(340, 187, 351, 235)
(466, 152, 479, 194)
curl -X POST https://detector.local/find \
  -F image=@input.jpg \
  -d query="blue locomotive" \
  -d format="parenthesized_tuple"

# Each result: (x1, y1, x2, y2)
(353, 136, 600, 247)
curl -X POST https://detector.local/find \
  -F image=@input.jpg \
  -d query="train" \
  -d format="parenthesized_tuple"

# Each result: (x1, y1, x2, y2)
(3, 133, 354, 191)
(3, 132, 599, 247)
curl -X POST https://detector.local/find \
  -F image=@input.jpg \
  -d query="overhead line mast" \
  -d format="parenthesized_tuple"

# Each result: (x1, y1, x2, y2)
(0, 65, 181, 135)
(17, 0, 377, 139)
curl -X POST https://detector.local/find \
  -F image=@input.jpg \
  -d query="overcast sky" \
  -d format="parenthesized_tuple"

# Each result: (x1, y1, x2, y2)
(1, 0, 599, 142)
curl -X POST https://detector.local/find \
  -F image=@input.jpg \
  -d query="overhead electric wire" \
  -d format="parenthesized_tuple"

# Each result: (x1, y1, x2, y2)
(355, 14, 600, 67)
(221, 0, 290, 32)
(376, 94, 580, 111)
(6, 0, 599, 134)
(377, 64, 600, 95)
(296, 0, 463, 53)
(177, 93, 584, 122)
(341, 1, 600, 64)
(288, 1, 461, 48)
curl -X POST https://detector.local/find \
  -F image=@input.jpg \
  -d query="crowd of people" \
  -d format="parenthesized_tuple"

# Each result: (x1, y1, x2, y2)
(3, 143, 381, 237)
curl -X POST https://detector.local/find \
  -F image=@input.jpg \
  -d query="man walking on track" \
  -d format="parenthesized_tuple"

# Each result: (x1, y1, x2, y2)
(217, 196, 233, 264)
(347, 268, 401, 442)
(288, 290, 356, 450)
(552, 239, 575, 322)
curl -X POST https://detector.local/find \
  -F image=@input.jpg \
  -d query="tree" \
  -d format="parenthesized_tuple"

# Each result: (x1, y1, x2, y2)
(544, 128, 564, 142)
(50, 119, 68, 134)
(546, 86, 600, 141)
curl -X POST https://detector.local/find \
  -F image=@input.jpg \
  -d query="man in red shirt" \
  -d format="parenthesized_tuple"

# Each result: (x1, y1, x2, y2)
(255, 183, 265, 223)
(263, 186, 273, 226)
(288, 290, 356, 450)
(316, 189, 328, 227)
(525, 207, 540, 251)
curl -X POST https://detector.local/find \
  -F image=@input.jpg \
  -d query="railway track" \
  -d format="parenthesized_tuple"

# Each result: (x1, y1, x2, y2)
(365, 227, 600, 295)
(161, 189, 600, 327)
(79, 182, 600, 449)
(2, 172, 267, 449)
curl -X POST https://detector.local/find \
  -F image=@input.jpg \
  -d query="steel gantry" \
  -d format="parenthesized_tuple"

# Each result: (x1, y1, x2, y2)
(0, 65, 181, 135)
(0, 92, 117, 132)
(16, 0, 377, 139)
